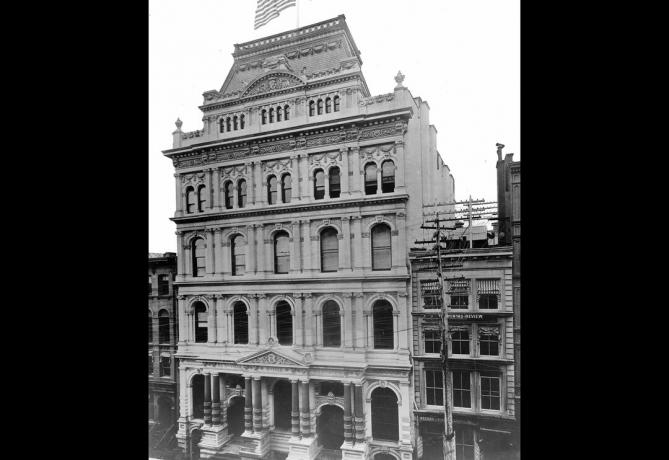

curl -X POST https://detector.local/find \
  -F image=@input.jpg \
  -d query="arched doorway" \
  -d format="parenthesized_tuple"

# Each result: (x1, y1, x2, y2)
(273, 380, 292, 431)
(191, 375, 205, 419)
(227, 396, 245, 436)
(157, 395, 173, 426)
(317, 405, 344, 450)
(190, 429, 202, 460)
(371, 387, 399, 441)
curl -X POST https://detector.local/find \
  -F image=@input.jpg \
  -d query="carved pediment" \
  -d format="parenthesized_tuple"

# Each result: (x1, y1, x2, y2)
(242, 72, 304, 98)
(238, 349, 308, 367)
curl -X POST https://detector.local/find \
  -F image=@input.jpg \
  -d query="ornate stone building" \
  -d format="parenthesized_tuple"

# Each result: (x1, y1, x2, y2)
(162, 15, 454, 460)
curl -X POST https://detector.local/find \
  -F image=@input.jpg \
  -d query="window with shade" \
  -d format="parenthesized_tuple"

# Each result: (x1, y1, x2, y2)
(281, 174, 292, 203)
(452, 370, 471, 408)
(274, 231, 290, 274)
(364, 163, 377, 195)
(185, 187, 195, 213)
(479, 326, 500, 356)
(421, 279, 442, 309)
(158, 310, 170, 343)
(381, 160, 395, 193)
(231, 235, 246, 276)
(197, 185, 206, 212)
(373, 300, 394, 349)
(194, 302, 208, 343)
(322, 301, 341, 347)
(268, 175, 278, 204)
(371, 224, 392, 270)
(448, 278, 470, 309)
(320, 228, 338, 272)
(224, 181, 233, 209)
(328, 167, 340, 198)
(233, 302, 248, 344)
(313, 169, 325, 200)
(477, 279, 500, 309)
(237, 179, 247, 208)
(191, 238, 206, 277)
(276, 301, 292, 345)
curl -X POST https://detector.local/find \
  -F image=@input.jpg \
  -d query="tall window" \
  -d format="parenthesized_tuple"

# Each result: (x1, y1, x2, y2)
(456, 427, 475, 460)
(322, 301, 341, 347)
(450, 327, 470, 355)
(277, 106, 283, 122)
(158, 310, 170, 343)
(158, 274, 169, 295)
(276, 301, 293, 345)
(371, 224, 392, 270)
(148, 310, 153, 343)
(192, 238, 205, 277)
(224, 181, 234, 209)
(231, 235, 246, 276)
(325, 97, 332, 113)
(317, 99, 323, 115)
(240, 114, 245, 129)
(269, 108, 274, 123)
(424, 329, 441, 354)
(284, 105, 290, 120)
(233, 115, 238, 130)
(481, 373, 501, 410)
(194, 302, 208, 343)
(320, 228, 338, 272)
(364, 163, 377, 195)
(373, 300, 393, 349)
(238, 179, 247, 208)
(219, 119, 225, 133)
(448, 279, 470, 309)
(262, 109, 267, 124)
(425, 369, 443, 406)
(309, 100, 315, 116)
(479, 326, 500, 356)
(328, 167, 340, 198)
(197, 185, 206, 212)
(381, 160, 395, 193)
(281, 174, 292, 203)
(226, 117, 231, 131)
(452, 370, 471, 408)
(371, 388, 398, 441)
(233, 302, 248, 344)
(421, 279, 442, 308)
(185, 187, 195, 213)
(274, 231, 290, 274)
(160, 355, 171, 377)
(314, 169, 325, 199)
(333, 95, 340, 112)
(268, 175, 278, 204)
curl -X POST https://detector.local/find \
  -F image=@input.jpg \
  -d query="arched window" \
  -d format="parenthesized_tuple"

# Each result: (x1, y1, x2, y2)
(233, 115, 238, 130)
(373, 300, 394, 349)
(276, 301, 293, 345)
(328, 167, 340, 198)
(240, 114, 245, 129)
(269, 108, 274, 123)
(277, 106, 283, 122)
(281, 174, 292, 203)
(262, 109, 267, 125)
(365, 163, 378, 195)
(325, 97, 332, 113)
(371, 387, 399, 441)
(224, 181, 234, 209)
(309, 100, 315, 116)
(322, 301, 341, 347)
(372, 224, 392, 270)
(314, 169, 325, 200)
(233, 302, 248, 344)
(237, 179, 247, 208)
(268, 175, 278, 205)
(226, 117, 231, 132)
(148, 310, 153, 343)
(185, 187, 195, 213)
(158, 310, 170, 343)
(192, 238, 206, 277)
(231, 235, 246, 276)
(274, 231, 290, 274)
(320, 228, 339, 272)
(381, 160, 395, 193)
(317, 99, 324, 115)
(334, 95, 340, 112)
(194, 302, 208, 343)
(197, 185, 206, 212)
(284, 105, 290, 120)
(219, 118, 225, 133)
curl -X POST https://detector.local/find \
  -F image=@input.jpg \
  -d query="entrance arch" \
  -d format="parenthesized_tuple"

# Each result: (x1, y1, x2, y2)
(374, 454, 397, 460)
(317, 405, 344, 450)
(273, 380, 292, 431)
(227, 396, 245, 436)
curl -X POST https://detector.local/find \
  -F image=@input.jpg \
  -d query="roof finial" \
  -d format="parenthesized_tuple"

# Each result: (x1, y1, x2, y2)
(394, 70, 405, 89)
(496, 143, 505, 161)
(175, 118, 183, 130)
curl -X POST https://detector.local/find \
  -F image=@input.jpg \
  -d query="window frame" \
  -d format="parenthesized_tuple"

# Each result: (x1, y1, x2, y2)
(480, 372, 503, 412)
(371, 223, 392, 271)
(364, 163, 378, 195)
(452, 370, 472, 409)
(224, 181, 234, 209)
(424, 368, 444, 407)
(423, 329, 441, 354)
(478, 324, 501, 357)
(313, 169, 325, 200)
(267, 175, 278, 205)
(450, 326, 470, 356)
(237, 179, 247, 208)
(160, 355, 171, 377)
(191, 237, 206, 277)
(275, 301, 293, 346)
(328, 166, 340, 198)
(281, 173, 291, 203)
(273, 231, 290, 274)
(319, 227, 339, 273)
(185, 186, 195, 214)
(231, 234, 246, 276)
(372, 300, 394, 350)
(381, 160, 395, 193)
(322, 300, 341, 348)
(233, 302, 249, 344)
(197, 184, 206, 212)
(194, 303, 208, 343)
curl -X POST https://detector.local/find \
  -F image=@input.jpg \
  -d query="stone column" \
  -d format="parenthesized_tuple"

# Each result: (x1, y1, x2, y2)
(303, 293, 313, 347)
(208, 296, 217, 343)
(204, 373, 212, 424)
(174, 173, 183, 217)
(246, 224, 256, 274)
(252, 377, 262, 433)
(212, 374, 221, 425)
(398, 291, 409, 351)
(291, 155, 300, 201)
(310, 234, 320, 273)
(344, 382, 353, 443)
(222, 235, 232, 277)
(248, 161, 256, 205)
(267, 307, 276, 342)
(212, 167, 221, 210)
(206, 229, 215, 275)
(301, 220, 311, 272)
(207, 169, 214, 209)
(393, 311, 400, 351)
(376, 162, 382, 194)
(397, 212, 407, 269)
(175, 231, 185, 277)
(337, 231, 346, 271)
(183, 239, 192, 277)
(177, 295, 187, 344)
(342, 217, 352, 270)
(314, 307, 322, 347)
(342, 293, 354, 349)
(299, 154, 309, 200)
(299, 380, 311, 437)
(352, 216, 363, 271)
(293, 293, 304, 347)
(216, 295, 226, 344)
(361, 225, 371, 270)
(264, 233, 272, 274)
(364, 308, 373, 350)
(214, 228, 223, 274)
(291, 379, 300, 436)
(340, 147, 350, 197)
(353, 383, 365, 442)
(324, 169, 330, 198)
(354, 293, 364, 349)
(256, 294, 266, 345)
(232, 176, 239, 209)
(351, 146, 361, 197)
(244, 376, 253, 432)
(291, 220, 301, 273)
(391, 226, 401, 270)
(255, 224, 265, 275)
(394, 139, 406, 192)
(255, 161, 265, 206)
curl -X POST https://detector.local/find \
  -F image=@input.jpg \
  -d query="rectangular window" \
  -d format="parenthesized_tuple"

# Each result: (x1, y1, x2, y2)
(448, 278, 470, 309)
(456, 426, 475, 460)
(452, 370, 471, 408)
(481, 373, 501, 410)
(479, 326, 500, 356)
(424, 330, 442, 354)
(425, 369, 444, 406)
(196, 312, 208, 342)
(450, 327, 470, 355)
(450, 294, 469, 309)
(160, 356, 171, 377)
(195, 245, 206, 276)
(477, 279, 500, 309)
(158, 274, 169, 295)
(479, 294, 498, 309)
(421, 279, 442, 309)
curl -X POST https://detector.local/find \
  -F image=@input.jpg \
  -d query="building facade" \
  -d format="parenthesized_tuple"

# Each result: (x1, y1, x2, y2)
(162, 15, 454, 460)
(409, 247, 519, 460)
(149, 252, 180, 457)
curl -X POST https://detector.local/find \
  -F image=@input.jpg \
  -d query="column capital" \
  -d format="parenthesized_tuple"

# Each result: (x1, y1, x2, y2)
(353, 292, 365, 298)
(253, 376, 262, 381)
(177, 295, 187, 301)
(341, 292, 353, 298)
(303, 293, 313, 299)
(255, 293, 267, 299)
(351, 215, 362, 221)
(397, 290, 408, 297)
(339, 146, 349, 154)
(395, 139, 404, 147)
(213, 227, 223, 233)
(175, 230, 184, 236)
(293, 292, 304, 299)
(174, 173, 180, 178)
(299, 378, 310, 384)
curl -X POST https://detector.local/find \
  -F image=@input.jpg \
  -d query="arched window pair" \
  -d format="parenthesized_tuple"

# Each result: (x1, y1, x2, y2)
(313, 167, 341, 200)
(261, 105, 290, 125)
(364, 161, 395, 195)
(191, 237, 206, 277)
(267, 174, 291, 205)
(185, 185, 207, 213)
(309, 96, 340, 116)
(219, 115, 245, 132)
(223, 179, 247, 209)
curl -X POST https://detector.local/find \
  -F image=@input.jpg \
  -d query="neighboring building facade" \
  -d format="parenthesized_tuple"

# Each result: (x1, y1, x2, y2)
(409, 246, 519, 460)
(162, 15, 453, 460)
(149, 252, 180, 457)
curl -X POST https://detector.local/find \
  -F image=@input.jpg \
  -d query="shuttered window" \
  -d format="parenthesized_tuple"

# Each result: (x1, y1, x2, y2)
(421, 279, 442, 308)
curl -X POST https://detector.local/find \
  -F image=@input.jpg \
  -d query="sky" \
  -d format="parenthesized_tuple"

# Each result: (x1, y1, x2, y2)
(149, 0, 520, 253)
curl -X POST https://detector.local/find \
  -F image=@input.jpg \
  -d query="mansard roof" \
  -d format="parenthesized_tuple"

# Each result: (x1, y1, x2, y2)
(201, 15, 367, 106)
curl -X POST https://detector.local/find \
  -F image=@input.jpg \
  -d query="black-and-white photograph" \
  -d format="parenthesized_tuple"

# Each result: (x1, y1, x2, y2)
(149, 1, 520, 459)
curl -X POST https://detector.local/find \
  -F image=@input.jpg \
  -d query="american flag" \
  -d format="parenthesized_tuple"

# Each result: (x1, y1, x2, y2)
(255, 0, 297, 30)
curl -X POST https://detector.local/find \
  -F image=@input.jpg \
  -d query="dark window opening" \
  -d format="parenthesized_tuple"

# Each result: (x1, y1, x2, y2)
(281, 174, 292, 203)
(238, 179, 247, 208)
(226, 117, 231, 131)
(233, 302, 248, 344)
(320, 228, 338, 272)
(421, 279, 442, 308)
(276, 301, 293, 345)
(268, 175, 278, 204)
(481, 373, 501, 410)
(273, 380, 292, 430)
(381, 160, 395, 193)
(333, 95, 340, 112)
(277, 106, 282, 122)
(319, 381, 344, 396)
(453, 370, 471, 408)
(233, 115, 238, 130)
(240, 114, 245, 129)
(371, 388, 398, 441)
(269, 107, 274, 123)
(309, 100, 315, 116)
(479, 327, 500, 356)
(314, 169, 325, 199)
(274, 231, 290, 274)
(192, 375, 204, 419)
(225, 181, 234, 209)
(192, 238, 205, 277)
(158, 274, 169, 295)
(197, 185, 206, 212)
(160, 356, 171, 377)
(479, 294, 498, 309)
(262, 109, 267, 125)
(317, 99, 323, 115)
(328, 167, 340, 198)
(219, 119, 225, 133)
(373, 300, 394, 349)
(322, 301, 341, 347)
(194, 302, 208, 343)
(284, 105, 290, 120)
(451, 329, 470, 355)
(365, 163, 377, 195)
(456, 426, 475, 460)
(450, 295, 469, 309)
(158, 310, 170, 343)
(185, 187, 195, 213)
(231, 235, 246, 276)
(424, 330, 441, 354)
(371, 224, 392, 270)
(425, 369, 443, 406)
(325, 97, 332, 113)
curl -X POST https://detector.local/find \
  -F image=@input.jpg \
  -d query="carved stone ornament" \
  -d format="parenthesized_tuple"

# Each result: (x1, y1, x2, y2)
(263, 158, 292, 176)
(360, 144, 396, 164)
(181, 172, 206, 187)
(221, 165, 247, 181)
(242, 72, 303, 98)
(241, 350, 305, 367)
(310, 151, 342, 169)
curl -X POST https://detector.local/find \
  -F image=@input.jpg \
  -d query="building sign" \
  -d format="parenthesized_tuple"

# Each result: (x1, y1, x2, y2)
(448, 313, 498, 322)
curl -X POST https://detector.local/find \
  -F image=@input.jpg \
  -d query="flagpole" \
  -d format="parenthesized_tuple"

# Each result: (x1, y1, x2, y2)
(296, 0, 300, 28)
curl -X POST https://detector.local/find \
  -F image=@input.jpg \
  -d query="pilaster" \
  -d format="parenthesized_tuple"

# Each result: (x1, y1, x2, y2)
(174, 173, 183, 217)
(207, 295, 217, 343)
